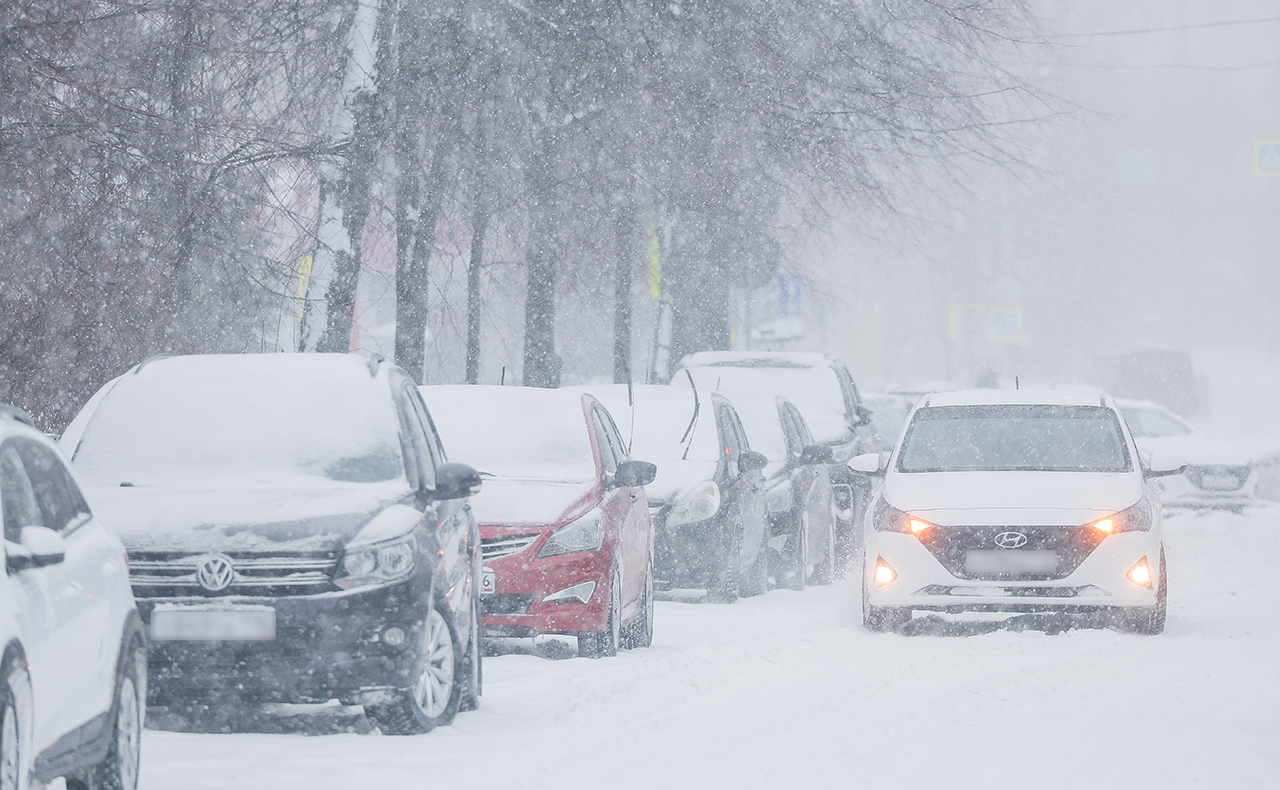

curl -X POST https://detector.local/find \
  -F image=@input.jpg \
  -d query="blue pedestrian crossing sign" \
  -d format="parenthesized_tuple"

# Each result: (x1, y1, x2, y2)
(776, 274, 803, 317)
(1256, 140, 1280, 177)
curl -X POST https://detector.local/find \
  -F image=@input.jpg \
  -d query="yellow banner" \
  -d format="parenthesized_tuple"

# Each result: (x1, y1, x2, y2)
(648, 223, 661, 299)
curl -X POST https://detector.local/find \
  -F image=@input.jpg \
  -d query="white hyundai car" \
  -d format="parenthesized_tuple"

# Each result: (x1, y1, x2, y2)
(851, 391, 1183, 635)
(0, 405, 146, 790)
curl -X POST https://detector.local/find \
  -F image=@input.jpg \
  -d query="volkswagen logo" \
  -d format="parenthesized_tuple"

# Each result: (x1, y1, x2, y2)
(195, 554, 236, 592)
(993, 531, 1028, 549)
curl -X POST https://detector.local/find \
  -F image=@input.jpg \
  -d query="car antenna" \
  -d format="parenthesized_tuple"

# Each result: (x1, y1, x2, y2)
(500, 366, 506, 386)
(680, 369, 700, 460)
(1015, 376, 1019, 390)
(625, 358, 636, 456)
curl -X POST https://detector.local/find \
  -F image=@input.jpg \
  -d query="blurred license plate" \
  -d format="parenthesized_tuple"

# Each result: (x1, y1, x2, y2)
(150, 607, 275, 641)
(965, 550, 1057, 573)
(1199, 474, 1239, 491)
(481, 567, 496, 595)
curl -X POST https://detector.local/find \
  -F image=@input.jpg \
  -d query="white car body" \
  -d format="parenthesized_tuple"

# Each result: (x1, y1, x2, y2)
(860, 391, 1166, 632)
(0, 408, 144, 789)
(1115, 398, 1256, 510)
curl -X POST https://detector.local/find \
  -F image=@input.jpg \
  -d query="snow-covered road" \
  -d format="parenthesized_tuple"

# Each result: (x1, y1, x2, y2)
(138, 506, 1279, 790)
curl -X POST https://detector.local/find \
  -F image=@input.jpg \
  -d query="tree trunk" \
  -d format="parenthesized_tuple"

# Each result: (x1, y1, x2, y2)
(522, 131, 561, 388)
(395, 142, 448, 381)
(613, 192, 635, 384)
(466, 207, 488, 384)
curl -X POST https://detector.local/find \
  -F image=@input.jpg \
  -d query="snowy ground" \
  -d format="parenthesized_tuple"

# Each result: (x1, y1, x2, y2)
(134, 505, 1279, 790)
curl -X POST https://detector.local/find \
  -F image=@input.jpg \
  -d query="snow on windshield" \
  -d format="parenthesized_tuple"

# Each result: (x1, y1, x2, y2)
(1121, 407, 1193, 438)
(72, 354, 406, 487)
(422, 385, 597, 481)
(898, 405, 1132, 473)
(681, 364, 848, 444)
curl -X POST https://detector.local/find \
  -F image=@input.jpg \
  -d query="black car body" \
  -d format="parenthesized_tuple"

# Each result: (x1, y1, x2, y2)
(61, 353, 483, 734)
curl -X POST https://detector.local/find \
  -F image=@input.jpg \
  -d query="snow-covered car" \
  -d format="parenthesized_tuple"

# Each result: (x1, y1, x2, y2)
(1255, 450, 1280, 502)
(422, 386, 656, 658)
(719, 391, 837, 590)
(851, 390, 1181, 635)
(573, 384, 770, 603)
(862, 393, 916, 453)
(60, 354, 484, 735)
(1116, 399, 1256, 511)
(675, 352, 877, 563)
(0, 405, 146, 790)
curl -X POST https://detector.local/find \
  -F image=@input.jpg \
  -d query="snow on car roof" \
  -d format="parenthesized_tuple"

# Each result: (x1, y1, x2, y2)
(70, 353, 408, 488)
(678, 351, 836, 369)
(924, 389, 1109, 408)
(677, 363, 849, 445)
(421, 385, 598, 482)
(565, 384, 720, 463)
(711, 390, 793, 473)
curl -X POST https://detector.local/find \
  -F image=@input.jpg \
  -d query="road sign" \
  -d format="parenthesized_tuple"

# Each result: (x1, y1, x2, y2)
(776, 274, 803, 317)
(1255, 140, 1280, 177)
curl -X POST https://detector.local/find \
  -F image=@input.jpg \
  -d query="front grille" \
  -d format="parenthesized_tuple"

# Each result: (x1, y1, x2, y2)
(1185, 465, 1250, 492)
(481, 533, 541, 561)
(130, 552, 339, 597)
(481, 593, 535, 615)
(917, 526, 1105, 581)
(918, 584, 1092, 598)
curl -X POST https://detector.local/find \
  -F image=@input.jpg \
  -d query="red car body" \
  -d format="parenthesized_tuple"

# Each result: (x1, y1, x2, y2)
(421, 386, 655, 653)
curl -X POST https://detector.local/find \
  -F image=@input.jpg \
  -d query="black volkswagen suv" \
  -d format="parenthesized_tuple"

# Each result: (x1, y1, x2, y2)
(61, 353, 482, 734)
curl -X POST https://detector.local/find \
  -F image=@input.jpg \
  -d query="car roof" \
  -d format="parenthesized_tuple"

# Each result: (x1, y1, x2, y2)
(677, 351, 838, 370)
(1112, 397, 1175, 413)
(922, 389, 1111, 408)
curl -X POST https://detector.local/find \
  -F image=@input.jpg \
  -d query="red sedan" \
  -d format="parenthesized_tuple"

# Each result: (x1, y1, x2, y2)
(421, 386, 657, 657)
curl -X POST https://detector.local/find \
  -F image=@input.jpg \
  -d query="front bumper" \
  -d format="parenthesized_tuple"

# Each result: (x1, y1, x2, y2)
(481, 543, 613, 637)
(1157, 471, 1256, 510)
(653, 512, 733, 589)
(864, 531, 1161, 613)
(138, 578, 429, 704)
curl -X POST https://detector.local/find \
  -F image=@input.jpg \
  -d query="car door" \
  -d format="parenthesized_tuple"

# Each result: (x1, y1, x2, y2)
(725, 407, 768, 571)
(591, 406, 647, 609)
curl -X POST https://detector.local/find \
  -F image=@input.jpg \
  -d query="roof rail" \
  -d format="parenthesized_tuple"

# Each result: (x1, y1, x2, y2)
(135, 353, 174, 374)
(367, 353, 386, 378)
(0, 404, 35, 427)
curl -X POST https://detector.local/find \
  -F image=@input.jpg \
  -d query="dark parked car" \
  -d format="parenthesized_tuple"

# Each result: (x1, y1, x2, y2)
(61, 353, 483, 734)
(578, 384, 771, 603)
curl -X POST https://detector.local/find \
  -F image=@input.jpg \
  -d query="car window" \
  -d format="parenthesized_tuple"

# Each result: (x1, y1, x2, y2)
(716, 405, 740, 474)
(398, 383, 436, 491)
(15, 439, 90, 533)
(591, 408, 620, 474)
(1, 443, 44, 542)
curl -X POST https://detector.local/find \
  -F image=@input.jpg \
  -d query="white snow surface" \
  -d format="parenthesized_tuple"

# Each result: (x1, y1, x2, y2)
(681, 364, 851, 447)
(883, 470, 1141, 525)
(136, 505, 1280, 789)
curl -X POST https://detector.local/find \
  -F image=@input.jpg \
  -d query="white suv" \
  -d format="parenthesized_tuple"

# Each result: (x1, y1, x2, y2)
(0, 406, 145, 790)
(851, 391, 1183, 635)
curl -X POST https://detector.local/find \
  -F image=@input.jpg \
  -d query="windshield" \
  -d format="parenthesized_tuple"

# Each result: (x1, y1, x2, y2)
(73, 356, 406, 487)
(1121, 407, 1193, 438)
(897, 405, 1132, 473)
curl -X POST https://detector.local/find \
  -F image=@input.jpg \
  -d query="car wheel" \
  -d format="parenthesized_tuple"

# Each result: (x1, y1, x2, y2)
(621, 554, 654, 650)
(73, 636, 145, 790)
(459, 593, 483, 712)
(707, 521, 742, 604)
(365, 603, 463, 734)
(0, 657, 30, 790)
(578, 569, 621, 659)
(1122, 549, 1168, 635)
(862, 575, 908, 633)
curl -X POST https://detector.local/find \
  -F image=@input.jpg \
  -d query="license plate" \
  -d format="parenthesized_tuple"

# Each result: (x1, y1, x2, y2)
(150, 607, 276, 641)
(1199, 474, 1240, 491)
(480, 567, 496, 595)
(965, 550, 1057, 574)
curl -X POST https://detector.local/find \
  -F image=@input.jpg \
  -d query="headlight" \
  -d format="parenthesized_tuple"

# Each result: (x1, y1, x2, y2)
(539, 511, 605, 557)
(666, 481, 721, 527)
(1087, 500, 1153, 535)
(337, 534, 417, 590)
(872, 499, 934, 535)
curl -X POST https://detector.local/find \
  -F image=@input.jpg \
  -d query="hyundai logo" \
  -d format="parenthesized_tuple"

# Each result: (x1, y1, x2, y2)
(195, 554, 236, 592)
(993, 531, 1028, 549)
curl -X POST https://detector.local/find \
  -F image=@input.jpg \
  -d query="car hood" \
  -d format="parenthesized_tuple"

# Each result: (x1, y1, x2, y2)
(1134, 435, 1251, 467)
(645, 459, 719, 505)
(471, 477, 600, 527)
(882, 470, 1144, 526)
(87, 482, 410, 554)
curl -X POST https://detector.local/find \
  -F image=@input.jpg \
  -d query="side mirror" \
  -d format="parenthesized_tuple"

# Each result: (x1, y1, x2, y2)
(1146, 453, 1188, 478)
(739, 450, 769, 473)
(434, 462, 483, 500)
(6, 526, 67, 572)
(848, 452, 884, 476)
(797, 444, 834, 466)
(610, 460, 657, 488)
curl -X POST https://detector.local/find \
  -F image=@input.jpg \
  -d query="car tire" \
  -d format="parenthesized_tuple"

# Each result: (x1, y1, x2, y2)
(706, 522, 741, 604)
(364, 602, 464, 734)
(1122, 549, 1168, 635)
(862, 576, 908, 633)
(72, 636, 145, 790)
(458, 593, 482, 712)
(621, 554, 654, 650)
(578, 568, 621, 659)
(0, 655, 30, 790)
